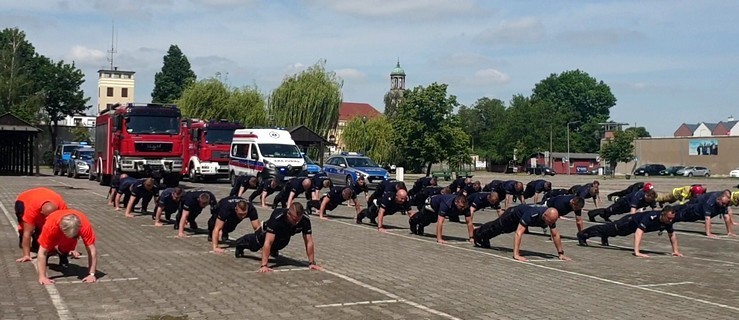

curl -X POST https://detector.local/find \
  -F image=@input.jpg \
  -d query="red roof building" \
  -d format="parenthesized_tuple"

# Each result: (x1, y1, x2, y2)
(338, 102, 382, 121)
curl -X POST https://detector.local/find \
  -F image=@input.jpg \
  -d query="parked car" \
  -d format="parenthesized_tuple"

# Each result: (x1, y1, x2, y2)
(660, 166, 685, 176)
(633, 164, 666, 176)
(730, 167, 739, 178)
(383, 164, 397, 174)
(302, 153, 322, 176)
(323, 152, 390, 186)
(526, 165, 556, 176)
(67, 147, 94, 179)
(682, 166, 710, 177)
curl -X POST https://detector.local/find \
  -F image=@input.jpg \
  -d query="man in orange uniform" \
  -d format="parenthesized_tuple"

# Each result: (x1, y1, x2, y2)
(14, 188, 68, 263)
(36, 209, 98, 285)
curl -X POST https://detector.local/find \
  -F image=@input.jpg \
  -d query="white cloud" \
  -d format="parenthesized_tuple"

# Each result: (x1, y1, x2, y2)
(334, 68, 367, 82)
(475, 17, 545, 44)
(283, 62, 306, 75)
(472, 68, 511, 85)
(435, 52, 495, 67)
(312, 0, 483, 19)
(66, 45, 107, 67)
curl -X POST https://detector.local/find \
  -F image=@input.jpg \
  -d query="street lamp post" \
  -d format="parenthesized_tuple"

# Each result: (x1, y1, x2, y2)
(361, 116, 368, 155)
(566, 121, 580, 175)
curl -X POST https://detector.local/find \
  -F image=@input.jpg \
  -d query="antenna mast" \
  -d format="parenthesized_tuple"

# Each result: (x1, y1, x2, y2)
(107, 21, 117, 70)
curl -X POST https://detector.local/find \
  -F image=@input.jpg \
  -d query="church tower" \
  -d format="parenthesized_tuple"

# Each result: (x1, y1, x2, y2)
(390, 59, 405, 90)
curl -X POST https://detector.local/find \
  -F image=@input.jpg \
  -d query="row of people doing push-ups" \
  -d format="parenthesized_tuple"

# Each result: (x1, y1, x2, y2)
(13, 173, 739, 285)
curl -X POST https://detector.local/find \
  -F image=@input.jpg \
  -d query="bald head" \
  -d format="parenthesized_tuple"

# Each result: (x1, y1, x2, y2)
(40, 202, 59, 216)
(542, 207, 559, 225)
(395, 189, 408, 203)
(301, 178, 312, 190)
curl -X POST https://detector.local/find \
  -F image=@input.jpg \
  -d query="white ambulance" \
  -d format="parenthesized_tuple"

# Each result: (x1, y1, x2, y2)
(228, 128, 306, 185)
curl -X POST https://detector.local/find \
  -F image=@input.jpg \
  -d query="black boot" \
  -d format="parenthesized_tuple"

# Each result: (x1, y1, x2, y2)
(473, 230, 491, 249)
(577, 232, 588, 246)
(356, 209, 365, 224)
(234, 245, 245, 258)
(601, 237, 610, 246)
(587, 210, 598, 222)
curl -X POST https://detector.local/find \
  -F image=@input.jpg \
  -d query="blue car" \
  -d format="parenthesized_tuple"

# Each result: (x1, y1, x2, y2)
(302, 153, 322, 176)
(323, 152, 389, 186)
(53, 142, 87, 176)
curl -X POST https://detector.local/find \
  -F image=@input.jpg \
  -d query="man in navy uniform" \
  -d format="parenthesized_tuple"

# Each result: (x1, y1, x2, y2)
(499, 180, 525, 209)
(571, 180, 600, 208)
(307, 187, 360, 220)
(107, 173, 129, 207)
(588, 189, 657, 222)
(176, 190, 217, 237)
(674, 191, 732, 238)
(359, 189, 414, 230)
(234, 203, 321, 273)
(412, 186, 451, 211)
(229, 175, 258, 197)
(272, 177, 312, 209)
(410, 194, 469, 244)
(248, 178, 280, 208)
(577, 206, 683, 258)
(367, 179, 406, 208)
(123, 178, 159, 218)
(208, 196, 261, 252)
(539, 188, 571, 204)
(523, 179, 552, 204)
(349, 176, 370, 205)
(112, 175, 138, 210)
(607, 182, 646, 202)
(409, 176, 438, 197)
(310, 172, 333, 201)
(461, 181, 482, 197)
(468, 192, 502, 218)
(473, 205, 570, 262)
(153, 187, 183, 226)
(448, 176, 471, 194)
(544, 195, 586, 232)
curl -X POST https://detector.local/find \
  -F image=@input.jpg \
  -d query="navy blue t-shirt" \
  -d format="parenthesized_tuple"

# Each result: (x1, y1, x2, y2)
(468, 192, 500, 210)
(264, 208, 312, 238)
(514, 205, 556, 228)
(325, 186, 355, 204)
(117, 177, 138, 193)
(675, 192, 727, 221)
(576, 184, 595, 199)
(501, 180, 522, 196)
(631, 211, 674, 233)
(182, 190, 217, 215)
(311, 173, 331, 192)
(229, 175, 257, 196)
(546, 195, 581, 217)
(157, 188, 180, 209)
(351, 180, 369, 195)
(378, 191, 412, 215)
(626, 190, 656, 209)
(216, 196, 258, 229)
(430, 194, 468, 217)
(529, 180, 550, 193)
(259, 179, 280, 194)
(130, 179, 158, 198)
(287, 178, 310, 194)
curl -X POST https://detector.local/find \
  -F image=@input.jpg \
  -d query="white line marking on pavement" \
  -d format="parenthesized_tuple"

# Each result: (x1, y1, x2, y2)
(591, 242, 739, 265)
(315, 299, 400, 308)
(0, 200, 73, 320)
(579, 218, 739, 243)
(54, 277, 140, 284)
(527, 259, 566, 262)
(166, 234, 207, 238)
(50, 179, 72, 186)
(636, 282, 694, 288)
(322, 268, 462, 320)
(326, 219, 739, 313)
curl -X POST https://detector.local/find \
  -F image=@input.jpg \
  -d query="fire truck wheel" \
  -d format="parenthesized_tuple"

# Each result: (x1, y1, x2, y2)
(189, 165, 200, 183)
(229, 172, 236, 187)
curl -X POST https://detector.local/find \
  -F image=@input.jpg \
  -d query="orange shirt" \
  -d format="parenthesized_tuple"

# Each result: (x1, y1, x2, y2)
(17, 188, 68, 230)
(38, 209, 96, 252)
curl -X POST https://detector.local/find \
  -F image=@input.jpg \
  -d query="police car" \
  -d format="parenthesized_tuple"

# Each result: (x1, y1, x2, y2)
(323, 152, 390, 186)
(302, 153, 322, 176)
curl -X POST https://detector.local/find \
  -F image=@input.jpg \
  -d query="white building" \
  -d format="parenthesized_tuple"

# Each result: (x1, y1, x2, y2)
(97, 67, 135, 113)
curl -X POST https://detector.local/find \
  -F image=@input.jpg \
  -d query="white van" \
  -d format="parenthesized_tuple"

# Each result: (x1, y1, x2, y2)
(229, 128, 306, 185)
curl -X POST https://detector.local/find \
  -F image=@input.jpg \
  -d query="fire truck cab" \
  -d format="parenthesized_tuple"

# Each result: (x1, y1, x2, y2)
(93, 103, 184, 187)
(182, 119, 243, 182)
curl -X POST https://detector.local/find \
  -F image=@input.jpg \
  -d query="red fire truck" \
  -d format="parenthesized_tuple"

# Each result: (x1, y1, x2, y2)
(93, 103, 184, 187)
(182, 119, 243, 182)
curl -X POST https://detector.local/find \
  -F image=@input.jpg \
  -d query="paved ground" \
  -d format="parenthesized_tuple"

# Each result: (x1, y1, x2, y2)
(1, 171, 738, 319)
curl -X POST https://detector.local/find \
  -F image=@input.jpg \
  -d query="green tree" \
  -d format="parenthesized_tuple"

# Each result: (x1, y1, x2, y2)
(625, 126, 651, 138)
(70, 123, 91, 142)
(392, 82, 470, 174)
(340, 116, 395, 165)
(383, 89, 403, 120)
(458, 97, 508, 164)
(530, 69, 617, 153)
(39, 58, 90, 155)
(0, 27, 44, 124)
(599, 130, 636, 175)
(177, 77, 267, 127)
(152, 44, 196, 103)
(268, 60, 342, 138)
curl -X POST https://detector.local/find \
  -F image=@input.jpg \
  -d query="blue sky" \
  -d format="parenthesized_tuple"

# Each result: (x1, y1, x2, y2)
(3, 0, 738, 136)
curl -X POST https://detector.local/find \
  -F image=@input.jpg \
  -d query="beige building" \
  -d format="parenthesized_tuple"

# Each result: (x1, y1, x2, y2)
(97, 67, 135, 113)
(615, 135, 739, 176)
